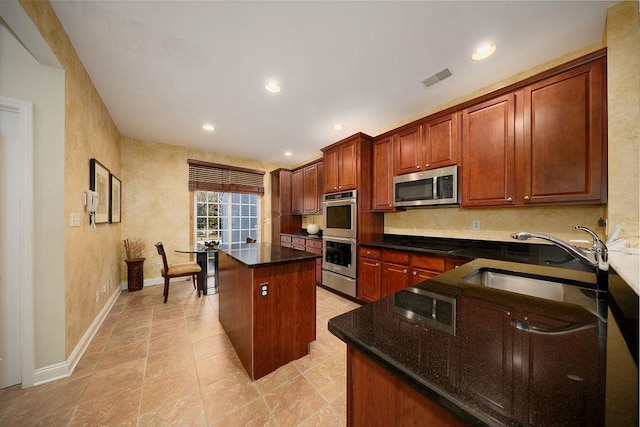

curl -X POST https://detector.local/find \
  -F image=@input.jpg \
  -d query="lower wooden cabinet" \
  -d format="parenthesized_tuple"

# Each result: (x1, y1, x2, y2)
(358, 245, 469, 302)
(456, 293, 603, 425)
(281, 234, 322, 284)
(348, 346, 464, 426)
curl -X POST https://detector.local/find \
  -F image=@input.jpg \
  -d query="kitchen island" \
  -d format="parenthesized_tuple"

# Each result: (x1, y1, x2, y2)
(329, 258, 638, 426)
(217, 242, 321, 380)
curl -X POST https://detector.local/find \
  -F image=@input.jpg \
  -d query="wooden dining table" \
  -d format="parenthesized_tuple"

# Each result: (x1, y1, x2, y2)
(175, 244, 218, 295)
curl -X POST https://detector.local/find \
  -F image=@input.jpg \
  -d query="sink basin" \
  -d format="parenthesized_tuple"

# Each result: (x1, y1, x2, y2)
(461, 267, 602, 312)
(462, 269, 574, 301)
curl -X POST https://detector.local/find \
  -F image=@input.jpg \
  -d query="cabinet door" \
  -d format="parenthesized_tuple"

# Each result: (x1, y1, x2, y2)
(303, 163, 319, 213)
(424, 113, 459, 169)
(457, 296, 514, 418)
(291, 169, 303, 214)
(518, 310, 602, 426)
(461, 93, 516, 207)
(521, 61, 605, 205)
(394, 126, 422, 175)
(338, 139, 357, 190)
(358, 257, 381, 302)
(372, 137, 395, 211)
(323, 147, 339, 193)
(382, 261, 410, 297)
(410, 266, 440, 285)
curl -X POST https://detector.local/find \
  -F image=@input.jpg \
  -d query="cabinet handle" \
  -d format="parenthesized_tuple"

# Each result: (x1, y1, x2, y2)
(507, 197, 513, 202)
(412, 271, 417, 276)
(524, 195, 530, 201)
(509, 319, 595, 335)
(375, 262, 379, 266)
(425, 163, 430, 168)
(403, 269, 408, 274)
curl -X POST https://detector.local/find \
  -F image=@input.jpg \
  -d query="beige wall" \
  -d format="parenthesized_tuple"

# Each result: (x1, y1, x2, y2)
(19, 0, 123, 359)
(120, 137, 281, 283)
(0, 21, 66, 368)
(605, 0, 640, 245)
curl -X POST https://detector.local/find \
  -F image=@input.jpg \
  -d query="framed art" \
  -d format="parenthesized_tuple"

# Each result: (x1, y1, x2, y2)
(110, 174, 121, 223)
(90, 158, 110, 224)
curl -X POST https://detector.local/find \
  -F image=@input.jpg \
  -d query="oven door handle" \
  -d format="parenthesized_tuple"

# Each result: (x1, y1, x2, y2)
(322, 236, 356, 243)
(322, 199, 356, 206)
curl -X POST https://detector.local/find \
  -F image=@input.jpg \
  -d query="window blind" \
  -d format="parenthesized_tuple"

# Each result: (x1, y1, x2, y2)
(188, 159, 265, 195)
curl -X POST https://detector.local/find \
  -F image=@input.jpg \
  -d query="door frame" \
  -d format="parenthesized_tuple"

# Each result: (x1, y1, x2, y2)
(0, 96, 35, 388)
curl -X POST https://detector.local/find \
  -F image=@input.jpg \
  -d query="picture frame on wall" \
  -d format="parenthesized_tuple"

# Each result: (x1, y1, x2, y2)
(90, 158, 110, 224)
(110, 174, 121, 223)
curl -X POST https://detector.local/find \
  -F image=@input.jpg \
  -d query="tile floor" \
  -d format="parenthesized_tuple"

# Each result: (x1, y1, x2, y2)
(0, 279, 361, 426)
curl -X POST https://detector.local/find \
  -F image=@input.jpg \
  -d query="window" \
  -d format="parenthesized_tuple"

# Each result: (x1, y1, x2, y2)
(194, 191, 260, 245)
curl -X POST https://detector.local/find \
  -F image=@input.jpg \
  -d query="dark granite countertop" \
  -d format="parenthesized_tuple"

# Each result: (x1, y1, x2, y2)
(328, 259, 638, 426)
(218, 242, 321, 268)
(361, 234, 594, 273)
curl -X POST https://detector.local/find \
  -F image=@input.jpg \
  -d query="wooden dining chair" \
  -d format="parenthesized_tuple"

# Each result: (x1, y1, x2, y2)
(246, 237, 257, 243)
(155, 242, 201, 303)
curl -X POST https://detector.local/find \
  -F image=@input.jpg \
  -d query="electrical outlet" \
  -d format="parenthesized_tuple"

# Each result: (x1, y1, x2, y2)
(259, 283, 269, 298)
(156, 262, 161, 269)
(472, 220, 481, 231)
(95, 290, 100, 302)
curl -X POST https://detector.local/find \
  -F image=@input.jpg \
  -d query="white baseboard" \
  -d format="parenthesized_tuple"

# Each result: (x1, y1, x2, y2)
(33, 286, 122, 386)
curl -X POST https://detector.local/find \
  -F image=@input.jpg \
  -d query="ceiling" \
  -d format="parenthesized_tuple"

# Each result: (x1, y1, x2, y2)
(49, 1, 615, 167)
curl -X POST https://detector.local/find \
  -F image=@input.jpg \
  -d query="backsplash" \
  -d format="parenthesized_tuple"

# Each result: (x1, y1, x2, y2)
(384, 205, 606, 242)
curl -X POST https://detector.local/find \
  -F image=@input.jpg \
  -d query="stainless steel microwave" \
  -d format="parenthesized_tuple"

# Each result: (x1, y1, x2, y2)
(393, 165, 458, 207)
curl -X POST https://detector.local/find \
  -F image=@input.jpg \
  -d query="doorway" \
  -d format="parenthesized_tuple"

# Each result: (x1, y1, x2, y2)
(0, 96, 35, 388)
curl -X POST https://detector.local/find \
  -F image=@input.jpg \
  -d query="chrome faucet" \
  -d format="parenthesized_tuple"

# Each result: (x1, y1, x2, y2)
(511, 226, 608, 294)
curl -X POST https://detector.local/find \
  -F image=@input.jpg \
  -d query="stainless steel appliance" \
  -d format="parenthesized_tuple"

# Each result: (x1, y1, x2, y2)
(322, 190, 357, 238)
(322, 191, 358, 297)
(393, 165, 458, 207)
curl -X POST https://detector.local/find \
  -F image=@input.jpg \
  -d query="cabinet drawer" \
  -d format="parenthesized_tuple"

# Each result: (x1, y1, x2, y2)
(359, 246, 381, 260)
(382, 249, 409, 265)
(281, 235, 292, 243)
(292, 237, 306, 246)
(411, 253, 446, 272)
(306, 246, 322, 255)
(305, 239, 323, 249)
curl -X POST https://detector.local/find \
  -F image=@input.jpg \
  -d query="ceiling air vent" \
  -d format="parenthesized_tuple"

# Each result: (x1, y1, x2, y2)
(422, 68, 453, 89)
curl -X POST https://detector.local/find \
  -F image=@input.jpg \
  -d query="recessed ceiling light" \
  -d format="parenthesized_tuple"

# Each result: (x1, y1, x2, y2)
(471, 43, 497, 61)
(265, 81, 282, 94)
(202, 124, 215, 131)
(333, 124, 344, 131)
(284, 151, 293, 157)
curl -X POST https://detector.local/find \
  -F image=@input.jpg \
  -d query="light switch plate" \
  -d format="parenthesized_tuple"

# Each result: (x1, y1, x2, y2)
(70, 213, 81, 227)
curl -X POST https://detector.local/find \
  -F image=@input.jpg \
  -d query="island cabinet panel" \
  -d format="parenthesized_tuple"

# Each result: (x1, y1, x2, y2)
(461, 93, 517, 207)
(456, 296, 515, 418)
(252, 260, 316, 380)
(372, 137, 395, 211)
(218, 252, 316, 381)
(348, 346, 464, 427)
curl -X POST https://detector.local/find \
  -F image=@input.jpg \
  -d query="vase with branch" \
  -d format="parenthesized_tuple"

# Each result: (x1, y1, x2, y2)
(123, 239, 145, 292)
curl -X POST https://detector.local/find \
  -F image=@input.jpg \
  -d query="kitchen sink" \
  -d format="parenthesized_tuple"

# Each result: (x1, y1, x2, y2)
(461, 268, 603, 319)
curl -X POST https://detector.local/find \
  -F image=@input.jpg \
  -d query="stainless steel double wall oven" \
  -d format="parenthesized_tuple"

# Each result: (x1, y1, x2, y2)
(322, 190, 358, 297)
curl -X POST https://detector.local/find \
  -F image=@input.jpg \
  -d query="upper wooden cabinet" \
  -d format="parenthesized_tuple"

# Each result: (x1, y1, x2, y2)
(270, 169, 301, 243)
(462, 56, 607, 207)
(323, 137, 358, 192)
(395, 113, 459, 176)
(461, 93, 517, 207)
(291, 168, 304, 214)
(291, 160, 323, 215)
(520, 60, 606, 205)
(372, 137, 395, 211)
